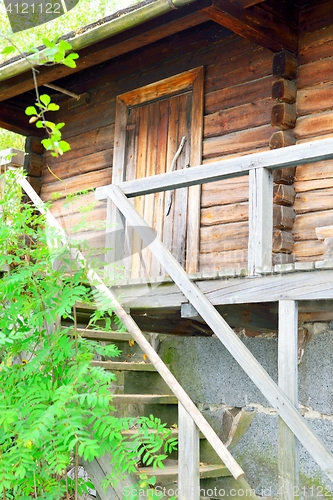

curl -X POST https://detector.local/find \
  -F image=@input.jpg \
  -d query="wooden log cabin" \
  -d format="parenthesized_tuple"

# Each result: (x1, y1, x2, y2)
(2, 0, 333, 497)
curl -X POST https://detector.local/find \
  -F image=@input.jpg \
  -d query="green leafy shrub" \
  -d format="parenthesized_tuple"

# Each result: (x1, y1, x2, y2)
(0, 170, 177, 500)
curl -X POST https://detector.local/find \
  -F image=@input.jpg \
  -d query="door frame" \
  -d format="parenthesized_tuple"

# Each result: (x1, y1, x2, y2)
(112, 67, 204, 273)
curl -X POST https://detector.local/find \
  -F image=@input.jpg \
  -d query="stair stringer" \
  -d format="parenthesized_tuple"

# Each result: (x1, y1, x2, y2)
(80, 453, 139, 500)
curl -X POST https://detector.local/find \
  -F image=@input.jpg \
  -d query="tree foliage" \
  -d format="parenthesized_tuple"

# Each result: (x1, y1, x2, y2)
(0, 0, 142, 151)
(0, 170, 177, 499)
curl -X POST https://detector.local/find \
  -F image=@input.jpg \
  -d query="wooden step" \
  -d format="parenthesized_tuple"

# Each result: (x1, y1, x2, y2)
(122, 428, 204, 439)
(139, 463, 231, 482)
(91, 360, 156, 371)
(111, 394, 178, 404)
(68, 328, 134, 342)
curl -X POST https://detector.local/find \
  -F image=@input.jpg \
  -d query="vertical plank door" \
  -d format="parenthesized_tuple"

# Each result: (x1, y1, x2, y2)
(111, 68, 204, 280)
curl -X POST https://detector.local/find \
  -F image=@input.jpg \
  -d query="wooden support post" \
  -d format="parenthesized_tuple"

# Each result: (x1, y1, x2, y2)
(105, 197, 126, 281)
(178, 403, 200, 500)
(248, 167, 273, 274)
(278, 300, 299, 499)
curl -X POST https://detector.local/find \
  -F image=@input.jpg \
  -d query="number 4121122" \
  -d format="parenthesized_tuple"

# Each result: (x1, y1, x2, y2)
(5, 3, 62, 14)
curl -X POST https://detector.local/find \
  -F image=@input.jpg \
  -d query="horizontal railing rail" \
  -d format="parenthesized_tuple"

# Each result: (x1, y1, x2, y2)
(96, 137, 333, 198)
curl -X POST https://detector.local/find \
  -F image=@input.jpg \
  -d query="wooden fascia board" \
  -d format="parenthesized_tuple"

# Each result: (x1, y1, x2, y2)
(112, 269, 333, 310)
(202, 0, 298, 52)
(0, 4, 210, 103)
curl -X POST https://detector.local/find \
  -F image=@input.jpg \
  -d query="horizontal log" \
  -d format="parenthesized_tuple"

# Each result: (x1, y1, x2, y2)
(42, 168, 112, 201)
(96, 137, 333, 199)
(293, 211, 333, 241)
(294, 187, 333, 214)
(273, 50, 297, 80)
(50, 192, 106, 216)
(203, 125, 272, 158)
(297, 81, 333, 116)
(53, 207, 107, 233)
(201, 177, 249, 208)
(205, 46, 272, 94)
(271, 103, 297, 129)
(274, 184, 296, 206)
(272, 79, 297, 103)
(273, 205, 295, 230)
(42, 149, 113, 184)
(298, 23, 333, 65)
(294, 239, 324, 258)
(205, 76, 273, 114)
(44, 124, 115, 165)
(200, 222, 248, 253)
(316, 225, 333, 240)
(201, 202, 248, 226)
(204, 98, 271, 138)
(295, 177, 333, 193)
(294, 110, 333, 140)
(273, 229, 294, 253)
(297, 56, 333, 91)
(296, 160, 333, 182)
(269, 130, 296, 149)
(273, 166, 296, 185)
(199, 249, 247, 271)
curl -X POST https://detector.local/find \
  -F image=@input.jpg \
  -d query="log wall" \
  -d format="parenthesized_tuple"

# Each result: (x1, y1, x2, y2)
(39, 21, 274, 273)
(294, 0, 333, 261)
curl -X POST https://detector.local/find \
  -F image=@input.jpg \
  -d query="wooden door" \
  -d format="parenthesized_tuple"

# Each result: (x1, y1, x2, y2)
(112, 68, 204, 279)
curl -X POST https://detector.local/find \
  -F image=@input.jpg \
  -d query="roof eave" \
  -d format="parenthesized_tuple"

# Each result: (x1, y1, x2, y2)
(0, 0, 197, 83)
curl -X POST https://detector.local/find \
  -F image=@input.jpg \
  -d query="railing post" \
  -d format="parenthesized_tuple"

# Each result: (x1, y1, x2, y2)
(105, 198, 126, 282)
(278, 300, 299, 499)
(178, 402, 200, 500)
(248, 167, 273, 275)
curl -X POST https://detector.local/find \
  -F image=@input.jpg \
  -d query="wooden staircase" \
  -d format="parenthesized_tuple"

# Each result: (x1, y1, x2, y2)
(78, 327, 234, 500)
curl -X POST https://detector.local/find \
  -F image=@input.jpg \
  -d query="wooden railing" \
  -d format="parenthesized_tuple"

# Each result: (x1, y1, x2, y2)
(96, 136, 333, 275)
(95, 137, 333, 495)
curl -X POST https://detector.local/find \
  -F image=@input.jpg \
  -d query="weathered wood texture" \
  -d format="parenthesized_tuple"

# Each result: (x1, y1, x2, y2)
(295, 2, 333, 261)
(278, 300, 299, 500)
(36, 22, 274, 275)
(293, 1, 333, 261)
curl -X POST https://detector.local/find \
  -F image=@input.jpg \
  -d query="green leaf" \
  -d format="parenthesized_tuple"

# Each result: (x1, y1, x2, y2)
(58, 40, 73, 52)
(47, 103, 60, 111)
(2, 46, 16, 56)
(63, 53, 79, 68)
(39, 94, 51, 107)
(25, 106, 37, 116)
